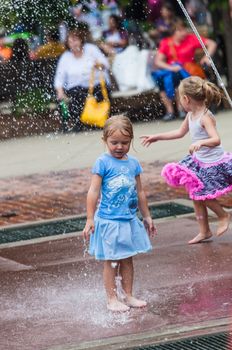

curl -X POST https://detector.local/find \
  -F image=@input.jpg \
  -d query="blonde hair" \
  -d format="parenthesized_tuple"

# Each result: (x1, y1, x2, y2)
(179, 76, 222, 108)
(103, 115, 134, 141)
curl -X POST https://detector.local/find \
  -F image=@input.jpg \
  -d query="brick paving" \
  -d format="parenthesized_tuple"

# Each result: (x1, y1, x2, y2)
(0, 160, 232, 227)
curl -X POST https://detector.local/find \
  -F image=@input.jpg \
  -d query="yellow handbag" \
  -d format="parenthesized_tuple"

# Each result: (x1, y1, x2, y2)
(80, 68, 110, 128)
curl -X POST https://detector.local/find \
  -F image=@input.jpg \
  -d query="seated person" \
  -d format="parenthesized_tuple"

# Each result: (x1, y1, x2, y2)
(149, 2, 176, 46)
(33, 29, 66, 60)
(54, 28, 110, 131)
(152, 18, 217, 121)
(99, 14, 128, 57)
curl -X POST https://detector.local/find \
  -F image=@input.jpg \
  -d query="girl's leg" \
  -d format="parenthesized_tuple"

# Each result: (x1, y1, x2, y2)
(120, 257, 147, 307)
(205, 199, 231, 236)
(103, 260, 129, 312)
(189, 200, 213, 244)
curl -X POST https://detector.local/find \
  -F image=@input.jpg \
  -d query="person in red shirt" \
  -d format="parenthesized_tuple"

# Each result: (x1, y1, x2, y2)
(154, 18, 217, 121)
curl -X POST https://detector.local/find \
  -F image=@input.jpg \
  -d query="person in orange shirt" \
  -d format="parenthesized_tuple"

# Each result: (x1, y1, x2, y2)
(0, 34, 12, 62)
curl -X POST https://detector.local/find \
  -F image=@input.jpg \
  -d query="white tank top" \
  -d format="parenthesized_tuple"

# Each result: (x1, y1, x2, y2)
(188, 111, 224, 163)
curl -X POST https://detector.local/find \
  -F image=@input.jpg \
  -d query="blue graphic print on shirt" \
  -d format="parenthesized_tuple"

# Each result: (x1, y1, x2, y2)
(92, 153, 143, 219)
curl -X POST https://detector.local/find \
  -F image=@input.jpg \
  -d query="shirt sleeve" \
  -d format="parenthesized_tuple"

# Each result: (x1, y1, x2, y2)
(91, 45, 110, 70)
(92, 158, 105, 177)
(190, 34, 207, 50)
(134, 159, 143, 176)
(54, 54, 66, 89)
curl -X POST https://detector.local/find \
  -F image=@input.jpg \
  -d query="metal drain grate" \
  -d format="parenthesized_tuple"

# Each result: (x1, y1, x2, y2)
(133, 332, 231, 350)
(0, 202, 193, 244)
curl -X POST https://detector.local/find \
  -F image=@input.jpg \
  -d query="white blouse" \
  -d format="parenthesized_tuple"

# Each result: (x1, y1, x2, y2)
(54, 43, 110, 90)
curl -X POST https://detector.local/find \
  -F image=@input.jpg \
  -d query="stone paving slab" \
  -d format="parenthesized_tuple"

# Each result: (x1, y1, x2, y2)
(0, 162, 232, 227)
(0, 216, 232, 350)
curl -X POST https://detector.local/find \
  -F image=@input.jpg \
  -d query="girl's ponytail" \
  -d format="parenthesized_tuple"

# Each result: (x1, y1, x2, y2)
(202, 81, 222, 108)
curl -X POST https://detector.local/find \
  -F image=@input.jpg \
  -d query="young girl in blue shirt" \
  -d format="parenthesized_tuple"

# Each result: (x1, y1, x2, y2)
(83, 115, 156, 312)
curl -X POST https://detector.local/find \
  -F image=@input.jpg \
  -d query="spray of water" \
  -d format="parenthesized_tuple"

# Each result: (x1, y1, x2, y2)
(176, 0, 232, 109)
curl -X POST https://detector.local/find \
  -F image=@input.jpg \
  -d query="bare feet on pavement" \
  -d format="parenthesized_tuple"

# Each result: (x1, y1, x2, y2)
(126, 296, 147, 308)
(188, 231, 213, 244)
(107, 299, 130, 312)
(216, 213, 231, 237)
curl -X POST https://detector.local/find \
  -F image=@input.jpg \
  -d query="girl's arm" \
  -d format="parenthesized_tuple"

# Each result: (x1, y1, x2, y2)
(83, 174, 102, 240)
(189, 113, 221, 154)
(136, 175, 157, 237)
(140, 117, 189, 147)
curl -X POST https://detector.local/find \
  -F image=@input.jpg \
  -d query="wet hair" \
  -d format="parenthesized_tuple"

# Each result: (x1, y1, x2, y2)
(179, 76, 222, 108)
(103, 115, 134, 141)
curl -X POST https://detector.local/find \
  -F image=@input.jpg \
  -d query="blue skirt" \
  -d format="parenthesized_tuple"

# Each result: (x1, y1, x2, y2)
(89, 216, 152, 261)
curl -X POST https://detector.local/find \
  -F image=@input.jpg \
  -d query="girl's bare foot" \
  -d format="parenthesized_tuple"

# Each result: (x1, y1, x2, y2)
(107, 299, 130, 312)
(188, 231, 213, 244)
(216, 213, 231, 237)
(125, 296, 147, 308)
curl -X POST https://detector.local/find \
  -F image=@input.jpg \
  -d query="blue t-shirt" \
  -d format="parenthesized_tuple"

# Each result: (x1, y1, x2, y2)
(92, 153, 143, 220)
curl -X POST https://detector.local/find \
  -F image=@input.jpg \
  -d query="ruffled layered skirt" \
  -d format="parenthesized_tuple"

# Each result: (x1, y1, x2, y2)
(162, 152, 232, 200)
(89, 216, 152, 261)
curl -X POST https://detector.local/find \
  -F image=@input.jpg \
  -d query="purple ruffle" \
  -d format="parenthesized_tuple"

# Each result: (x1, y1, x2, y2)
(162, 154, 232, 200)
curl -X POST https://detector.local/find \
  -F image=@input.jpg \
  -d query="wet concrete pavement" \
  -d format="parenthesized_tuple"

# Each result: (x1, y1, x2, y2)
(0, 111, 232, 349)
(0, 216, 232, 350)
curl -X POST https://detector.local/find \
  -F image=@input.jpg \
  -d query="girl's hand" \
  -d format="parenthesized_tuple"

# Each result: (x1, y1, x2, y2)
(140, 135, 159, 147)
(189, 141, 202, 155)
(143, 216, 157, 237)
(83, 219, 95, 240)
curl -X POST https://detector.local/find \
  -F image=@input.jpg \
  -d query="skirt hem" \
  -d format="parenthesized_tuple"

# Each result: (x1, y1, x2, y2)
(89, 248, 152, 261)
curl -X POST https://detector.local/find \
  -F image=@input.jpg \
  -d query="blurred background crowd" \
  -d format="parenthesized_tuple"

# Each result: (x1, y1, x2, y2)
(0, 0, 231, 128)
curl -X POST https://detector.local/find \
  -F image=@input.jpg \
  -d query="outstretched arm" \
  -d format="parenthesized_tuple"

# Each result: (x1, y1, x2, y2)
(140, 116, 189, 147)
(83, 174, 102, 240)
(136, 175, 157, 237)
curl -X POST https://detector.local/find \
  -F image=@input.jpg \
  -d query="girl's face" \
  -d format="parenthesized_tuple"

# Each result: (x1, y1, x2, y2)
(105, 129, 131, 159)
(179, 90, 190, 112)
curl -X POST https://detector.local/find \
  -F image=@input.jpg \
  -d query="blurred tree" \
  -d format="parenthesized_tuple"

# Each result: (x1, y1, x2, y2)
(0, 0, 73, 32)
(209, 0, 232, 87)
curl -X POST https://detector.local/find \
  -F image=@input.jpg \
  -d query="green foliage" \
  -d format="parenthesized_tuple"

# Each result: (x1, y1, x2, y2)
(13, 88, 51, 116)
(209, 0, 229, 11)
(0, 0, 73, 32)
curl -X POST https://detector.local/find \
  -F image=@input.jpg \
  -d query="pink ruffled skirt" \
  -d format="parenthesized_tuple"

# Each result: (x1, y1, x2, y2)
(161, 152, 232, 200)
